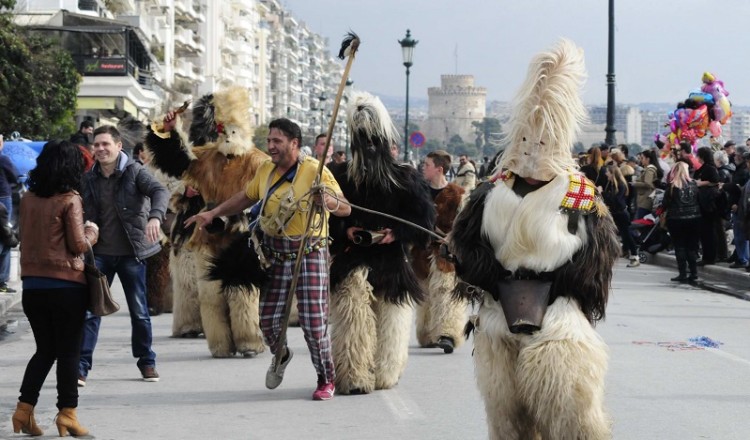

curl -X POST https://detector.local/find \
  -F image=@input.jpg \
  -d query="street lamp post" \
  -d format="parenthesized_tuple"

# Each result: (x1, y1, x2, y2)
(399, 29, 417, 163)
(318, 92, 327, 131)
(605, 0, 617, 146)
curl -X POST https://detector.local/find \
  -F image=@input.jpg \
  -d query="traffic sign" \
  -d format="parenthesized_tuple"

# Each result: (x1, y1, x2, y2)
(409, 131, 425, 148)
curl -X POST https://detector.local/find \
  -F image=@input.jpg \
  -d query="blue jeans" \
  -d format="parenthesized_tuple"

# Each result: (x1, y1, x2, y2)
(733, 213, 749, 264)
(0, 196, 12, 284)
(79, 255, 156, 377)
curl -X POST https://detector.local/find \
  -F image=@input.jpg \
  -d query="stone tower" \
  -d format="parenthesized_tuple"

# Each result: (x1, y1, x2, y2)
(423, 75, 487, 147)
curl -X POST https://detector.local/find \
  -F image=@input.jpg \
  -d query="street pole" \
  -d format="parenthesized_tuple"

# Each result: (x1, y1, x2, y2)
(399, 30, 417, 163)
(404, 65, 410, 162)
(605, 0, 616, 146)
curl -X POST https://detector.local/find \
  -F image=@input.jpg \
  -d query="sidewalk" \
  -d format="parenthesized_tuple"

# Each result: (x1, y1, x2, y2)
(646, 251, 750, 301)
(0, 249, 22, 332)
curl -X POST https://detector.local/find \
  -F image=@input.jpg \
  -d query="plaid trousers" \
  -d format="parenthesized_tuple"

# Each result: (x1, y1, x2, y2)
(260, 235, 334, 383)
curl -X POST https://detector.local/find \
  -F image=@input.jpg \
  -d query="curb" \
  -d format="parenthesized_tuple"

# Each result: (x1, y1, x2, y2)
(648, 252, 750, 301)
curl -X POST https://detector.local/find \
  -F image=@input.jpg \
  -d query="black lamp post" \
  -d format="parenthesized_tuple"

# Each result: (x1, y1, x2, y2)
(318, 92, 327, 129)
(399, 29, 417, 163)
(605, 0, 616, 146)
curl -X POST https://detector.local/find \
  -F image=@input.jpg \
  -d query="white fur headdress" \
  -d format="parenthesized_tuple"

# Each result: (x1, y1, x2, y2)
(346, 91, 402, 189)
(346, 91, 400, 147)
(500, 39, 588, 181)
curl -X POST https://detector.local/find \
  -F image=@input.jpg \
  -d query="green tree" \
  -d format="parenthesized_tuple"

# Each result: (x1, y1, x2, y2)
(471, 117, 502, 150)
(422, 139, 443, 154)
(446, 134, 479, 158)
(627, 143, 643, 155)
(0, 4, 80, 138)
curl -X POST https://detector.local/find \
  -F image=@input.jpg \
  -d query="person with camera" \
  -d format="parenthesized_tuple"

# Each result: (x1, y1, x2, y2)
(186, 118, 350, 401)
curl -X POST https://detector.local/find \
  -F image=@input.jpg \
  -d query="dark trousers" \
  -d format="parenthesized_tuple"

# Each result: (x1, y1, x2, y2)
(714, 217, 728, 261)
(79, 255, 155, 377)
(611, 210, 637, 256)
(699, 213, 718, 262)
(19, 287, 88, 409)
(668, 217, 701, 277)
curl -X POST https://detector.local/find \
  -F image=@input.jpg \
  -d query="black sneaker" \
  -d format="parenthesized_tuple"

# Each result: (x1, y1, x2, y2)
(140, 366, 160, 382)
(0, 283, 16, 293)
(436, 336, 455, 354)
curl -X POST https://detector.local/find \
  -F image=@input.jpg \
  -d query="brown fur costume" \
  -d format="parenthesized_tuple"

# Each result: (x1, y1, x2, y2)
(412, 183, 467, 352)
(146, 241, 172, 315)
(146, 86, 267, 357)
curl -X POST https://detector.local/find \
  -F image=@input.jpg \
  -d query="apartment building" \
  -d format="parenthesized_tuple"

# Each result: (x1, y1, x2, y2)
(13, 0, 348, 145)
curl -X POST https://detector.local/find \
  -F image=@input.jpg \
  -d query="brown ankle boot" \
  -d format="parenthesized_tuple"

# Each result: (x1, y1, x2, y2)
(12, 401, 44, 436)
(55, 407, 89, 437)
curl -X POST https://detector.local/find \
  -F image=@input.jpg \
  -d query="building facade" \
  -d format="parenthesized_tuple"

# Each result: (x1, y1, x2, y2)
(13, 0, 348, 146)
(423, 75, 486, 146)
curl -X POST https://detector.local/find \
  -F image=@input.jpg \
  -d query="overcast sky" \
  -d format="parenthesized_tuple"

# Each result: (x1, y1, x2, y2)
(281, 0, 750, 106)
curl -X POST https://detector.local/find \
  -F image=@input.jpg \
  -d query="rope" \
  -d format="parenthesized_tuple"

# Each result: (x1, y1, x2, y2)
(294, 184, 445, 242)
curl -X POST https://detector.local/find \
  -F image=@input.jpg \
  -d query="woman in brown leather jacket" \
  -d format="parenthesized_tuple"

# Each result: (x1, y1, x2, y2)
(12, 140, 99, 437)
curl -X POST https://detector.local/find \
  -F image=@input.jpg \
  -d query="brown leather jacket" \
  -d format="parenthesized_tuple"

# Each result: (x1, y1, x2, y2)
(20, 191, 98, 284)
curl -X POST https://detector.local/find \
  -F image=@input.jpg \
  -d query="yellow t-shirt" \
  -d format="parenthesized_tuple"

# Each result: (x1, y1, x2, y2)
(245, 156, 342, 238)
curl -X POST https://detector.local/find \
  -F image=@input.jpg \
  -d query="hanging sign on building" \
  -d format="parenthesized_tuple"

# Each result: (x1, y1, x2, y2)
(83, 58, 127, 75)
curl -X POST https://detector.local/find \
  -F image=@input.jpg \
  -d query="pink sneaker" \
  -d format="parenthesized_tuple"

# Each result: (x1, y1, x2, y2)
(312, 382, 335, 401)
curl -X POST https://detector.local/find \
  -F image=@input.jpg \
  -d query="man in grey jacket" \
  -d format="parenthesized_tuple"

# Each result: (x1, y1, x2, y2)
(78, 125, 169, 385)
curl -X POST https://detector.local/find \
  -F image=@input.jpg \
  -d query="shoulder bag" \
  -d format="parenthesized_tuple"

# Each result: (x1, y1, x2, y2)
(84, 242, 120, 316)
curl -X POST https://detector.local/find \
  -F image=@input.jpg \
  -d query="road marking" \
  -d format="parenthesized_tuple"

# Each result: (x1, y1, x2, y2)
(708, 348, 750, 367)
(381, 390, 425, 420)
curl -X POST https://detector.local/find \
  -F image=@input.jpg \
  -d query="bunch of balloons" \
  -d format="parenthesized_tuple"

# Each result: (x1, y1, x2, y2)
(660, 72, 732, 149)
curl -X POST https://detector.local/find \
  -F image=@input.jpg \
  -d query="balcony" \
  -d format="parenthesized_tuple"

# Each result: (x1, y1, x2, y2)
(174, 60, 196, 80)
(106, 0, 136, 14)
(174, 29, 203, 55)
(118, 15, 161, 45)
(174, 0, 200, 23)
(228, 15, 253, 33)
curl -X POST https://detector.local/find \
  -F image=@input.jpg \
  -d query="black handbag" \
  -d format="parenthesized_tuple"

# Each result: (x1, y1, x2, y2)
(84, 242, 120, 316)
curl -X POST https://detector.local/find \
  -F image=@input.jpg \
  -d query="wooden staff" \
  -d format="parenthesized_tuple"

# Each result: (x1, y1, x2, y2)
(272, 32, 361, 372)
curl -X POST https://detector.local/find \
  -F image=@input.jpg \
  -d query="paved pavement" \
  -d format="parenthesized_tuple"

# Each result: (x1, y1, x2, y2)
(1, 249, 749, 439)
(0, 249, 21, 332)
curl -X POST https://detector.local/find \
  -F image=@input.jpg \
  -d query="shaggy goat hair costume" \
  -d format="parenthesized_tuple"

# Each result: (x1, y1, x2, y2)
(448, 39, 619, 440)
(329, 91, 435, 304)
(144, 85, 267, 358)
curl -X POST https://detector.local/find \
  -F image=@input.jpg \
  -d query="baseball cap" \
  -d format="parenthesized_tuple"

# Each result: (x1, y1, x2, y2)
(724, 140, 736, 149)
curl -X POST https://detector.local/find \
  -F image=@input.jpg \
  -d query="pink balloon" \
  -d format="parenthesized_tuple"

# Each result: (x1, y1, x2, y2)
(709, 120, 722, 138)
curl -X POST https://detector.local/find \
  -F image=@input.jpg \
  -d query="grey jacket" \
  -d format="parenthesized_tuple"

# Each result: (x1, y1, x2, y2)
(82, 152, 169, 260)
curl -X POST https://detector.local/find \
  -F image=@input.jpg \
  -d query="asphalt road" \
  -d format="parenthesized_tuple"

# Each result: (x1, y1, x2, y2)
(1, 259, 748, 439)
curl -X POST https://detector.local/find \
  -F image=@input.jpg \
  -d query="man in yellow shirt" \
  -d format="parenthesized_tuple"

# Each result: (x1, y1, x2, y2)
(186, 118, 350, 401)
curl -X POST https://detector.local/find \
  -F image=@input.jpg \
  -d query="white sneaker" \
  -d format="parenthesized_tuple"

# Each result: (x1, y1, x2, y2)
(627, 258, 640, 267)
(265, 348, 293, 390)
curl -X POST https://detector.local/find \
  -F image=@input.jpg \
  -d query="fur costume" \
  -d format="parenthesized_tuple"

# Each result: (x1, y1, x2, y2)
(411, 183, 467, 352)
(145, 85, 268, 357)
(168, 191, 203, 337)
(449, 40, 619, 439)
(146, 241, 172, 315)
(329, 92, 436, 394)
